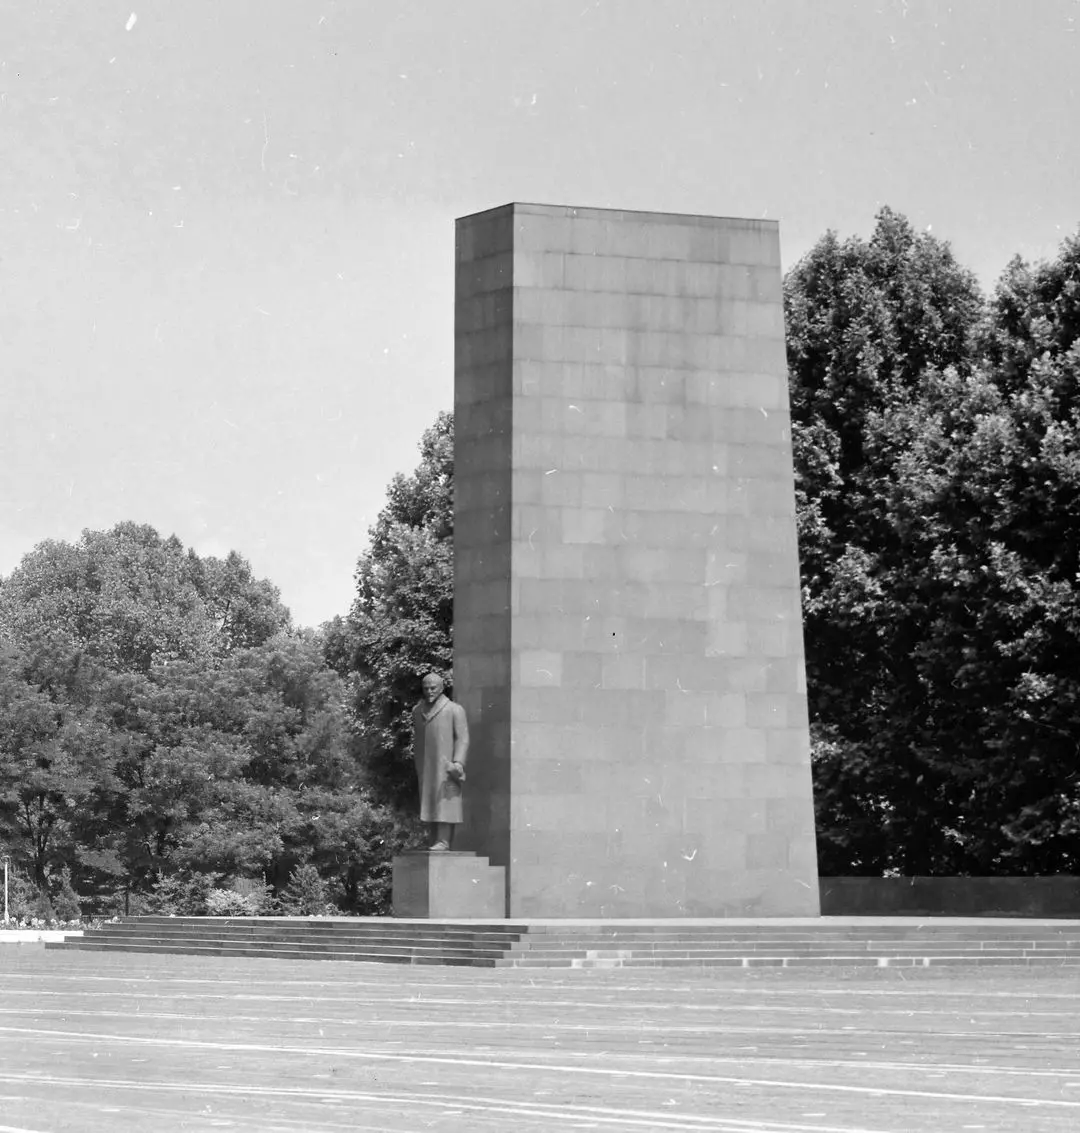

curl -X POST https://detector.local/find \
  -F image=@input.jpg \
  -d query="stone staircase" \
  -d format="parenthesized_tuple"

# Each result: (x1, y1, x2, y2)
(46, 917, 524, 966)
(497, 923, 1080, 968)
(45, 917, 1080, 969)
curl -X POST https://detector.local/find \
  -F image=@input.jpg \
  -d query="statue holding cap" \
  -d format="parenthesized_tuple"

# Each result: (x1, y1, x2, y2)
(411, 672, 469, 850)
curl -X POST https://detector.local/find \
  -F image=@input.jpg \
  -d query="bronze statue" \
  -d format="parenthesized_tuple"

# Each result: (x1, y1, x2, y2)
(411, 673, 469, 850)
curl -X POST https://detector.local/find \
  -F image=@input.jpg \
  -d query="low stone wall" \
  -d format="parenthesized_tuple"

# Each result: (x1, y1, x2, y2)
(820, 876, 1080, 918)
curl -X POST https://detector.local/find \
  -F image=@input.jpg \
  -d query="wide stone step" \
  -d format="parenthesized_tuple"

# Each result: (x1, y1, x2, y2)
(521, 928, 1080, 940)
(505, 936, 1080, 951)
(513, 941, 1080, 952)
(47, 940, 498, 966)
(120, 919, 524, 938)
(496, 953, 1080, 969)
(503, 941, 1080, 953)
(52, 934, 507, 959)
(503, 938, 1078, 956)
(94, 926, 521, 946)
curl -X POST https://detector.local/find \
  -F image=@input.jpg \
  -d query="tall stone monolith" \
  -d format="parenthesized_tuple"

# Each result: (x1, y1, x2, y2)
(452, 203, 819, 917)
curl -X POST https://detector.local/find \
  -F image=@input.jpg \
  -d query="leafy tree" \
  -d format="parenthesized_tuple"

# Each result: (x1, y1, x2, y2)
(877, 237, 1080, 874)
(103, 640, 323, 882)
(0, 522, 416, 913)
(335, 411, 454, 807)
(295, 788, 414, 913)
(184, 549, 291, 654)
(785, 208, 987, 873)
(99, 634, 409, 911)
(792, 218, 1080, 876)
(105, 669, 256, 887)
(280, 862, 331, 915)
(143, 871, 219, 917)
(0, 634, 114, 891)
(0, 620, 410, 913)
(1, 864, 52, 924)
(0, 522, 290, 674)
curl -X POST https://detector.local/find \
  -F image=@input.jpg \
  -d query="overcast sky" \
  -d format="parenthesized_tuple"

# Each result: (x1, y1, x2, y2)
(2, 0, 1078, 627)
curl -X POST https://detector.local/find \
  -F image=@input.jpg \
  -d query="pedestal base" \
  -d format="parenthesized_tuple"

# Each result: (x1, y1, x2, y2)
(391, 851, 506, 918)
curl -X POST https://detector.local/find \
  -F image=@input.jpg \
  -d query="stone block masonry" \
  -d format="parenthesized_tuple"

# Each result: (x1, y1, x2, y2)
(391, 852, 506, 919)
(453, 203, 820, 917)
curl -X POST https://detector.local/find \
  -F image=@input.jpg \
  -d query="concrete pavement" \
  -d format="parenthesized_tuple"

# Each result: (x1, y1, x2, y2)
(1, 946, 1078, 1131)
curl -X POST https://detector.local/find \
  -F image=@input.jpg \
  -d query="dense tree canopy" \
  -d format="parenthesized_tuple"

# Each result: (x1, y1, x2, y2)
(0, 526, 409, 918)
(329, 410, 454, 808)
(0, 633, 113, 888)
(0, 522, 290, 673)
(789, 214, 1080, 874)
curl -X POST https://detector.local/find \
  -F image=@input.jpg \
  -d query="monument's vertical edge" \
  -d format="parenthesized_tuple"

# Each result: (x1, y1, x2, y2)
(456, 202, 820, 918)
(453, 206, 515, 880)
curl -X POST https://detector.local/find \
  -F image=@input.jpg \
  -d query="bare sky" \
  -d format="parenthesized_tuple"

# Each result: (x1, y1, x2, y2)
(2, 0, 1078, 627)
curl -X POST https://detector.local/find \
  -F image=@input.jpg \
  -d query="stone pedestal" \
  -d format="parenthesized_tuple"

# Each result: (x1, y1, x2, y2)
(453, 202, 821, 918)
(391, 851, 506, 919)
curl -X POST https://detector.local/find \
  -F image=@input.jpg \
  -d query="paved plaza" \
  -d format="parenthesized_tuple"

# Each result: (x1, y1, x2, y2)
(1, 948, 1078, 1131)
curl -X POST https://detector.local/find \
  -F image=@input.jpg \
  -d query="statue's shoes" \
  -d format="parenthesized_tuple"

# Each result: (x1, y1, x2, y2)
(429, 841, 450, 851)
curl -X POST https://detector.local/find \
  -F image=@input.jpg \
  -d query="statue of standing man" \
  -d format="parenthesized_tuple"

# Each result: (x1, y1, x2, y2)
(412, 673, 469, 850)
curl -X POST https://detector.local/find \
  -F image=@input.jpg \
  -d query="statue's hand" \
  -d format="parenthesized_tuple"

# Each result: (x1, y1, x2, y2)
(447, 761, 466, 783)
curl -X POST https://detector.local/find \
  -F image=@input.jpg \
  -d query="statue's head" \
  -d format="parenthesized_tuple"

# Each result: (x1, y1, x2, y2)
(421, 672, 445, 704)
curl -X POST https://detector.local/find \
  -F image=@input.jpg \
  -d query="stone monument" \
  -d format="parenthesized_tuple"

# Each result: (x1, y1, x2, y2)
(451, 203, 820, 918)
(411, 673, 469, 851)
(390, 673, 506, 917)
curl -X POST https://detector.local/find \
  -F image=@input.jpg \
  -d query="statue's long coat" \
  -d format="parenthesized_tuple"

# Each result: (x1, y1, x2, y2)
(412, 694, 469, 823)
